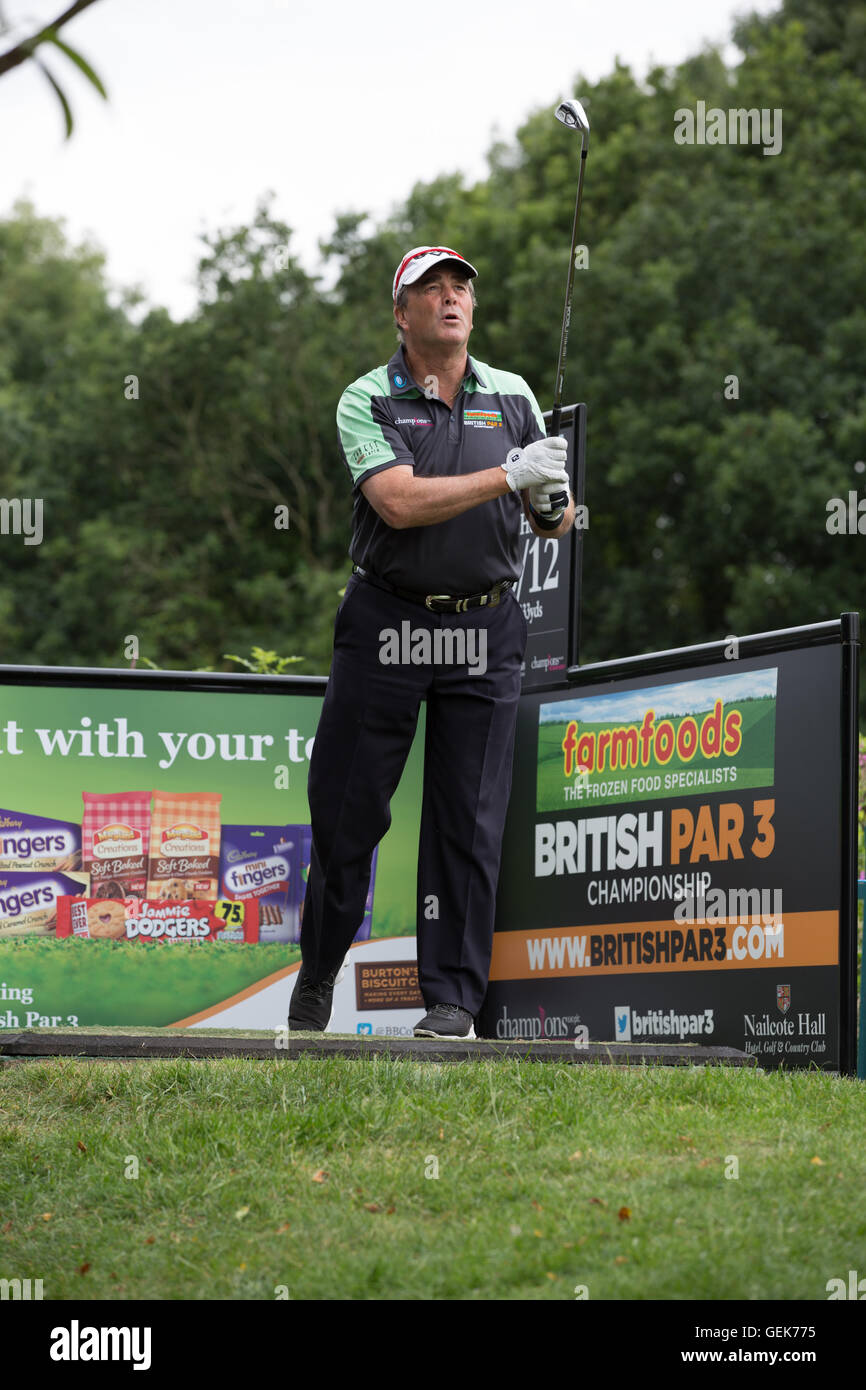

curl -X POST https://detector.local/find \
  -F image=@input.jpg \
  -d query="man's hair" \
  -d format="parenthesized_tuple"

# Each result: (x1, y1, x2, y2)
(394, 275, 477, 344)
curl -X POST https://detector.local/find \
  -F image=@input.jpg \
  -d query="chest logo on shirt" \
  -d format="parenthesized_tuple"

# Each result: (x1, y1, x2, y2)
(464, 410, 503, 428)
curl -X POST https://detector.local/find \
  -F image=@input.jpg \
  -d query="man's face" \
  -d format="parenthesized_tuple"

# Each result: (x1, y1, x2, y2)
(396, 265, 474, 352)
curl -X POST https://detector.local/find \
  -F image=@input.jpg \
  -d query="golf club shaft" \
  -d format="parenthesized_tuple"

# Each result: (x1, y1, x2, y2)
(553, 138, 592, 436)
(547, 139, 588, 513)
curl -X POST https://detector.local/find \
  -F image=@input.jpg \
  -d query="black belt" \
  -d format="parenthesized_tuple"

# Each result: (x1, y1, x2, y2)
(352, 565, 513, 614)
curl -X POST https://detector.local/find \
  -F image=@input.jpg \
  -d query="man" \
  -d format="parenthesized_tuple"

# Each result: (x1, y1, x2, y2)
(289, 245, 575, 1039)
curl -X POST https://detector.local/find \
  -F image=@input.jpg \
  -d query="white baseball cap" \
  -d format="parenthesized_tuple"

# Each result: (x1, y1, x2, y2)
(392, 245, 478, 302)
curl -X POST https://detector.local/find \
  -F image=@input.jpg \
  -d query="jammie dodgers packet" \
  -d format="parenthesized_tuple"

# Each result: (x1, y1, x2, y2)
(147, 792, 222, 900)
(0, 809, 81, 873)
(219, 825, 297, 943)
(56, 896, 259, 943)
(82, 791, 152, 898)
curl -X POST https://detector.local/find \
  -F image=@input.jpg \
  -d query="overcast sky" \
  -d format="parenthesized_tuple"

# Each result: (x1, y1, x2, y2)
(2, 0, 781, 320)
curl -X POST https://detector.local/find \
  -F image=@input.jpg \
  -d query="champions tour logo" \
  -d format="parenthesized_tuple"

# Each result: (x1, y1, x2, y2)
(496, 1006, 582, 1039)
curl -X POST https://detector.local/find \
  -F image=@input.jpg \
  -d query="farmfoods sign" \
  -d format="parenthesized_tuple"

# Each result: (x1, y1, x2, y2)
(481, 621, 858, 1073)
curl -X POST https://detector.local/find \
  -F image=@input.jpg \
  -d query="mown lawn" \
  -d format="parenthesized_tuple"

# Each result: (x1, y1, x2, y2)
(2, 1051, 865, 1300)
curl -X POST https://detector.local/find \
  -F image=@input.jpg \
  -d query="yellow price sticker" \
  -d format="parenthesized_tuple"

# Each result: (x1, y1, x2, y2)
(215, 899, 245, 926)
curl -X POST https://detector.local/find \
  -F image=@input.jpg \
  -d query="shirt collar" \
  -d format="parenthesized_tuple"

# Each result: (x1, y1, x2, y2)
(387, 343, 487, 395)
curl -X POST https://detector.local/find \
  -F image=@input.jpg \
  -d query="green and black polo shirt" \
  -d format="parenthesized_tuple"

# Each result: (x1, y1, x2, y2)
(336, 343, 547, 594)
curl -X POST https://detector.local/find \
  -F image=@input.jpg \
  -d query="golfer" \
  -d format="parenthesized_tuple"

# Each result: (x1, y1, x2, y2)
(289, 245, 575, 1039)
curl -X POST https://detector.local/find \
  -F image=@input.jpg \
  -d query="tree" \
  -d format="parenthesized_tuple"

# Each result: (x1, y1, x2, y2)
(1, 0, 864, 718)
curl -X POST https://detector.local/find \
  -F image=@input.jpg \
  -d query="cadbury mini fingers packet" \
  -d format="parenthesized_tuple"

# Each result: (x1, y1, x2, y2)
(0, 872, 86, 938)
(0, 809, 82, 874)
(147, 792, 222, 900)
(56, 896, 258, 943)
(219, 825, 298, 943)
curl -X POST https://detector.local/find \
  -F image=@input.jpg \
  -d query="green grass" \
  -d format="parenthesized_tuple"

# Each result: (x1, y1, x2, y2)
(1, 1057, 865, 1300)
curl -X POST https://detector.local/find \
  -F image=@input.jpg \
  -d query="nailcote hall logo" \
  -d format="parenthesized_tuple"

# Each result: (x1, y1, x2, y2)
(776, 984, 791, 1014)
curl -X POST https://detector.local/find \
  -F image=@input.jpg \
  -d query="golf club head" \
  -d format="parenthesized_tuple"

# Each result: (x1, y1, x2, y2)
(555, 98, 590, 133)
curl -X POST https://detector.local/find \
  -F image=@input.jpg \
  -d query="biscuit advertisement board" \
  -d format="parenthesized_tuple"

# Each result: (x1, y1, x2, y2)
(0, 671, 423, 1033)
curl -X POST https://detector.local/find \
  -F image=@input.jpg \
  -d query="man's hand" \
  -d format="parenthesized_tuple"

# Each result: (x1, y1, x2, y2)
(501, 437, 568, 493)
(529, 479, 568, 517)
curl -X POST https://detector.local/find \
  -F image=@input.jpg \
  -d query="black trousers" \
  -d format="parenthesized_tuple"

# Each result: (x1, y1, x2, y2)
(299, 571, 527, 1016)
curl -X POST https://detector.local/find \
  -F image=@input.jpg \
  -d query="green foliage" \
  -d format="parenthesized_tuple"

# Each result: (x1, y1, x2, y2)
(0, 2, 108, 139)
(0, 0, 864, 715)
(223, 647, 305, 675)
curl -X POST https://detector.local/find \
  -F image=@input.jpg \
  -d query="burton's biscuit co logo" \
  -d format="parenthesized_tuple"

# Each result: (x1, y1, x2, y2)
(537, 668, 778, 812)
(464, 410, 503, 428)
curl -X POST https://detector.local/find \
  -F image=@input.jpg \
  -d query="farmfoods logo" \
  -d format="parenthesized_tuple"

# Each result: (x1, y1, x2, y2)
(537, 668, 778, 811)
(561, 699, 741, 774)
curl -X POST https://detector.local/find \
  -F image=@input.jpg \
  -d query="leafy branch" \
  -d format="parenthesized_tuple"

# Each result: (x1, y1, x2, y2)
(0, 0, 107, 138)
(223, 647, 305, 675)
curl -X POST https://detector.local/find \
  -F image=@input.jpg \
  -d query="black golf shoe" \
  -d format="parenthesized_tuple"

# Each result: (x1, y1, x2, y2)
(413, 1004, 476, 1040)
(287, 955, 349, 1032)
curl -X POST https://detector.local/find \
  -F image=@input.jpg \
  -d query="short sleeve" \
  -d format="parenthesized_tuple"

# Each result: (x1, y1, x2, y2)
(337, 381, 415, 490)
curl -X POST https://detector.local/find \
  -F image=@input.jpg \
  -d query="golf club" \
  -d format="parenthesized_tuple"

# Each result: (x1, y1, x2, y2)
(546, 97, 590, 514)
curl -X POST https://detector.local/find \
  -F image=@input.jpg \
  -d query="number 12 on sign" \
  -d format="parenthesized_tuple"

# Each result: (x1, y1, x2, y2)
(516, 535, 560, 601)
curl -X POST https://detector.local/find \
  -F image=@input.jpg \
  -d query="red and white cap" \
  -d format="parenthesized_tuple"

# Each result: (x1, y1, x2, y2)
(392, 245, 478, 302)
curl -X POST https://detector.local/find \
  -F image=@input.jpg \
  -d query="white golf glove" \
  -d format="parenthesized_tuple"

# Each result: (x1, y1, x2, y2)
(501, 436, 568, 493)
(529, 479, 569, 517)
